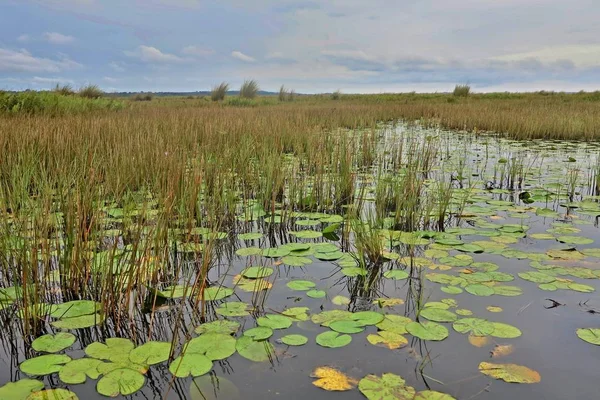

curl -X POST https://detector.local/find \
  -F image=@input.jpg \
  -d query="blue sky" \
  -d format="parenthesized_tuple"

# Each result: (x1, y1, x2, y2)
(1, 0, 599, 93)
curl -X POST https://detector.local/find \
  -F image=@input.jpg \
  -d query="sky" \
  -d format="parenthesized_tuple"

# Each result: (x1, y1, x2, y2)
(0, 0, 599, 93)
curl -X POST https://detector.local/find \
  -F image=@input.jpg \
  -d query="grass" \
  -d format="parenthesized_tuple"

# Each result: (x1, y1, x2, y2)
(0, 90, 123, 115)
(211, 82, 229, 101)
(239, 80, 259, 99)
(453, 84, 471, 97)
(78, 84, 104, 99)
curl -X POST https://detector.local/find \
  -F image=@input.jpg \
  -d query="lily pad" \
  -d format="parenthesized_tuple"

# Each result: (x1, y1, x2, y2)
(203, 286, 234, 301)
(169, 354, 212, 378)
(20, 355, 71, 376)
(241, 266, 274, 279)
(465, 284, 495, 296)
(0, 379, 44, 400)
(27, 389, 78, 400)
(367, 331, 408, 349)
(330, 320, 364, 334)
(59, 358, 104, 384)
(243, 327, 273, 341)
(576, 328, 600, 345)
(282, 256, 312, 266)
(376, 315, 412, 334)
(453, 318, 495, 336)
(307, 289, 327, 298)
(235, 336, 274, 362)
(406, 321, 448, 341)
(195, 320, 241, 335)
(31, 333, 75, 353)
(316, 331, 352, 348)
(383, 270, 410, 280)
(358, 373, 416, 400)
(286, 280, 316, 291)
(215, 302, 251, 317)
(85, 338, 134, 362)
(490, 322, 522, 339)
(419, 308, 457, 323)
(129, 341, 172, 365)
(183, 333, 236, 360)
(478, 362, 541, 383)
(311, 366, 357, 391)
(280, 334, 308, 346)
(257, 314, 292, 330)
(97, 368, 145, 396)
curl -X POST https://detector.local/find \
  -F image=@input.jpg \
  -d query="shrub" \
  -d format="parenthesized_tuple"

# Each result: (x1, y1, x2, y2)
(278, 85, 289, 102)
(453, 84, 471, 97)
(132, 93, 153, 101)
(79, 84, 103, 99)
(211, 82, 229, 101)
(53, 84, 76, 96)
(288, 89, 296, 102)
(239, 79, 259, 99)
(331, 90, 341, 100)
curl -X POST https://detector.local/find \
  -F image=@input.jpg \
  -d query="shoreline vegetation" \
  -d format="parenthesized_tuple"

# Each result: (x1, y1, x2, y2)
(0, 85, 599, 140)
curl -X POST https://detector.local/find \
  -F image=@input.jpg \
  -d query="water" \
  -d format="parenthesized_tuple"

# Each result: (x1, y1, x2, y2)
(2, 125, 600, 399)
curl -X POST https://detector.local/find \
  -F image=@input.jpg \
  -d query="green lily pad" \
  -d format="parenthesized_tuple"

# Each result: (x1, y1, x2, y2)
(518, 271, 555, 284)
(332, 295, 351, 306)
(31, 333, 75, 353)
(453, 318, 495, 336)
(129, 341, 171, 365)
(576, 328, 600, 345)
(184, 333, 237, 360)
(291, 230, 322, 239)
(51, 313, 105, 330)
(493, 286, 523, 296)
(215, 302, 251, 317)
(195, 320, 240, 335)
(286, 280, 316, 291)
(490, 322, 522, 339)
(257, 314, 292, 330)
(26, 389, 79, 400)
(419, 308, 457, 323)
(311, 310, 353, 327)
(97, 368, 145, 396)
(358, 373, 416, 400)
(330, 320, 364, 334)
(244, 327, 273, 341)
(441, 286, 463, 294)
(235, 336, 274, 362)
(376, 315, 412, 334)
(235, 247, 262, 257)
(352, 311, 385, 326)
(406, 321, 448, 341)
(85, 338, 134, 362)
(0, 379, 44, 400)
(50, 300, 100, 319)
(281, 307, 310, 321)
(20, 354, 71, 376)
(316, 331, 352, 348)
(465, 284, 495, 296)
(282, 256, 312, 266)
(414, 391, 456, 399)
(262, 248, 290, 258)
(557, 236, 593, 245)
(203, 286, 234, 301)
(241, 266, 274, 279)
(307, 289, 326, 298)
(169, 354, 212, 378)
(59, 358, 104, 384)
(383, 270, 410, 280)
(279, 334, 308, 346)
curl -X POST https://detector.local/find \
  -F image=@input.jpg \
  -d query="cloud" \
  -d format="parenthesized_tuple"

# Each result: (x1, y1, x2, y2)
(103, 76, 118, 83)
(231, 51, 256, 63)
(124, 46, 184, 63)
(32, 76, 75, 85)
(43, 32, 75, 45)
(0, 48, 82, 72)
(17, 34, 30, 42)
(109, 61, 125, 72)
(181, 46, 214, 57)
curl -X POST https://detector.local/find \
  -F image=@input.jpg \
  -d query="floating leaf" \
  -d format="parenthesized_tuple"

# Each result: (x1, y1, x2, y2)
(413, 390, 456, 399)
(374, 298, 405, 307)
(282, 256, 312, 266)
(311, 310, 353, 327)
(0, 379, 44, 400)
(291, 230, 322, 239)
(307, 289, 327, 298)
(478, 362, 541, 384)
(169, 353, 212, 378)
(20, 354, 71, 376)
(330, 320, 364, 334)
(419, 308, 457, 323)
(490, 322, 522, 339)
(235, 336, 274, 362)
(316, 331, 352, 348)
(97, 368, 145, 396)
(261, 248, 290, 258)
(455, 309, 473, 316)
(129, 341, 171, 365)
(59, 358, 103, 384)
(31, 333, 75, 353)
(376, 315, 412, 334)
(215, 302, 251, 317)
(557, 236, 593, 245)
(203, 286, 234, 301)
(406, 321, 448, 341)
(453, 318, 495, 336)
(332, 295, 351, 306)
(311, 366, 357, 391)
(51, 313, 105, 330)
(280, 334, 308, 346)
(493, 286, 523, 296)
(468, 335, 490, 348)
(243, 327, 273, 341)
(315, 251, 344, 261)
(286, 280, 315, 291)
(232, 275, 272, 292)
(184, 333, 236, 360)
(491, 344, 514, 358)
(367, 331, 408, 349)
(195, 320, 240, 335)
(50, 300, 100, 319)
(358, 373, 416, 400)
(85, 338, 134, 363)
(383, 270, 409, 280)
(257, 314, 292, 330)
(235, 247, 262, 257)
(26, 389, 78, 400)
(241, 266, 274, 279)
(576, 328, 600, 345)
(441, 286, 463, 294)
(281, 307, 310, 321)
(465, 284, 494, 297)
(486, 306, 503, 313)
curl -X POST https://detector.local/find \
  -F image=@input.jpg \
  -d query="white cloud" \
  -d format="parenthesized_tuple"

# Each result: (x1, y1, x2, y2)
(491, 45, 600, 69)
(43, 32, 75, 45)
(108, 61, 125, 72)
(124, 45, 184, 63)
(181, 46, 214, 57)
(103, 76, 118, 83)
(17, 34, 30, 42)
(231, 51, 256, 63)
(0, 48, 82, 72)
(32, 76, 75, 85)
